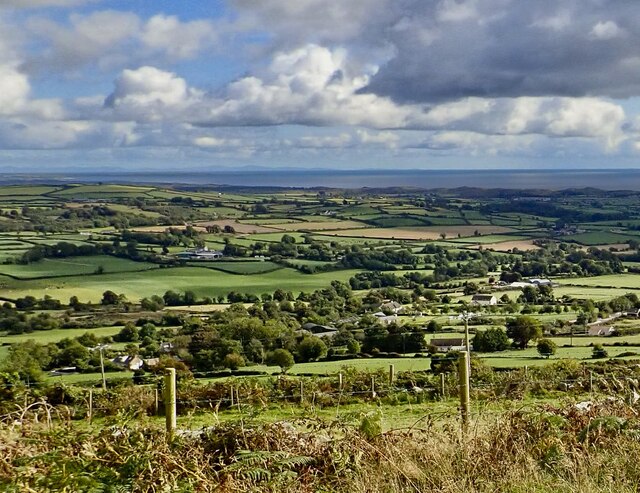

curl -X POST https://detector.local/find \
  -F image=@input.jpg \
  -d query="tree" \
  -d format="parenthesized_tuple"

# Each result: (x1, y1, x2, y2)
(592, 344, 609, 359)
(506, 315, 542, 349)
(114, 323, 139, 342)
(536, 338, 556, 359)
(266, 349, 295, 373)
(472, 327, 510, 352)
(101, 290, 119, 306)
(297, 336, 327, 362)
(222, 353, 245, 370)
(426, 320, 441, 333)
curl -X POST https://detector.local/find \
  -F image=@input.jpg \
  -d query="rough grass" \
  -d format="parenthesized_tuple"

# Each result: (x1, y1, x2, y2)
(3, 398, 640, 492)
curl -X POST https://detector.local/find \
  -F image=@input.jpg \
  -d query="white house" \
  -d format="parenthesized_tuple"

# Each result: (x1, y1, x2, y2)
(430, 338, 468, 353)
(471, 294, 497, 306)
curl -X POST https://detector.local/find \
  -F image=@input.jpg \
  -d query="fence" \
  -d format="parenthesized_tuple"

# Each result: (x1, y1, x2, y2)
(4, 358, 640, 429)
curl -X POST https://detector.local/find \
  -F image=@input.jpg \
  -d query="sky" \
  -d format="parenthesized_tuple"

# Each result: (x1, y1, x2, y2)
(2, 0, 640, 171)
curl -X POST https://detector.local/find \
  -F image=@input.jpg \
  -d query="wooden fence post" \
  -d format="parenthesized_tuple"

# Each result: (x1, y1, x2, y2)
(154, 388, 159, 415)
(338, 372, 343, 391)
(440, 373, 446, 399)
(164, 368, 177, 442)
(389, 364, 395, 385)
(87, 389, 93, 423)
(458, 352, 470, 432)
(300, 380, 304, 404)
(371, 376, 376, 398)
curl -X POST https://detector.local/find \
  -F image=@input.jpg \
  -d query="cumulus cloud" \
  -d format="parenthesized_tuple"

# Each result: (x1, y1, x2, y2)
(24, 10, 217, 74)
(139, 15, 218, 60)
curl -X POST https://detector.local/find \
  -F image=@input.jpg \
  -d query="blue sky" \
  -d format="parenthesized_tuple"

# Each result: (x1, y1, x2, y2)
(1, 0, 640, 172)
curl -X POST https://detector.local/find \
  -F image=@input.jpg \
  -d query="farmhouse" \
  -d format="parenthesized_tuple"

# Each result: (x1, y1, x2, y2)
(430, 338, 468, 353)
(373, 312, 398, 325)
(111, 355, 144, 371)
(471, 294, 497, 306)
(379, 301, 404, 314)
(587, 325, 615, 337)
(176, 247, 223, 261)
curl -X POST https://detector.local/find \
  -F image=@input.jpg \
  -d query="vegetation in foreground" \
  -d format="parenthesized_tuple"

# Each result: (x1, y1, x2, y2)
(2, 397, 640, 492)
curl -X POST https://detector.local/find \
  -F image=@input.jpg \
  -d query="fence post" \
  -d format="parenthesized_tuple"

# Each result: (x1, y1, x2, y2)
(371, 376, 376, 398)
(230, 386, 235, 407)
(87, 389, 93, 423)
(458, 352, 470, 432)
(590, 371, 594, 395)
(164, 368, 177, 442)
(300, 380, 304, 404)
(389, 364, 395, 385)
(440, 373, 446, 399)
(154, 388, 159, 415)
(338, 372, 343, 391)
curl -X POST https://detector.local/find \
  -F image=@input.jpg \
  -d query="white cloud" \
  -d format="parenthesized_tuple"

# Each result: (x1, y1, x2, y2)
(24, 10, 217, 74)
(590, 20, 624, 40)
(140, 15, 217, 60)
(104, 66, 202, 122)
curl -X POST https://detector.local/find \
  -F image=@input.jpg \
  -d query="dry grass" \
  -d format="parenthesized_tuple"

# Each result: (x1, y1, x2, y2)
(468, 239, 541, 252)
(3, 398, 640, 492)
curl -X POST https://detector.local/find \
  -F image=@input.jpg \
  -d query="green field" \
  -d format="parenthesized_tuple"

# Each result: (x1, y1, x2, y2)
(556, 273, 640, 289)
(0, 256, 159, 279)
(190, 261, 283, 275)
(0, 326, 124, 345)
(0, 267, 362, 303)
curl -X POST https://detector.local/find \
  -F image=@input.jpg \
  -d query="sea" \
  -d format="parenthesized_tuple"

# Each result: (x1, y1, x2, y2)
(1, 168, 640, 190)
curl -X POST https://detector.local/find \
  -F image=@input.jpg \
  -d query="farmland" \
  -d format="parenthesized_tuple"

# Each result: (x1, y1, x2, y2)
(1, 182, 640, 386)
(3, 182, 640, 492)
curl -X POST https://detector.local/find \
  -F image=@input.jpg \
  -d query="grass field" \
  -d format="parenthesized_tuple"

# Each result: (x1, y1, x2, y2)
(0, 256, 158, 279)
(192, 261, 283, 275)
(0, 267, 362, 303)
(556, 273, 640, 289)
(324, 225, 515, 240)
(0, 326, 124, 345)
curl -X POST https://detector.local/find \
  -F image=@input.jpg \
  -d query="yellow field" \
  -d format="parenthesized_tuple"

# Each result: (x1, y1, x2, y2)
(469, 240, 541, 252)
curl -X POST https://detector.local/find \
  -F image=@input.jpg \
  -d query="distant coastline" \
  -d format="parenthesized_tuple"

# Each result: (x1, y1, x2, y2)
(0, 168, 639, 190)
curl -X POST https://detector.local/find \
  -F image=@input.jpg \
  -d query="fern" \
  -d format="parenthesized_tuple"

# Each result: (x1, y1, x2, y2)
(222, 450, 314, 483)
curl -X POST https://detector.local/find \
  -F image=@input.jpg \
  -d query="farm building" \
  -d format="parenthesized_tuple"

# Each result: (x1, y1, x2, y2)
(176, 248, 223, 261)
(379, 301, 404, 314)
(430, 338, 468, 352)
(529, 278, 553, 286)
(587, 325, 615, 337)
(373, 312, 399, 325)
(471, 294, 497, 306)
(298, 322, 339, 338)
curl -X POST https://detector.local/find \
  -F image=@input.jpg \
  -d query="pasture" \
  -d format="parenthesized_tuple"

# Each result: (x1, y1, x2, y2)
(0, 267, 363, 303)
(0, 256, 158, 279)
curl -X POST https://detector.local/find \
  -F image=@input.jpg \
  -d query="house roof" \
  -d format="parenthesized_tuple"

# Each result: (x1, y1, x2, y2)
(430, 338, 466, 347)
(472, 294, 495, 300)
